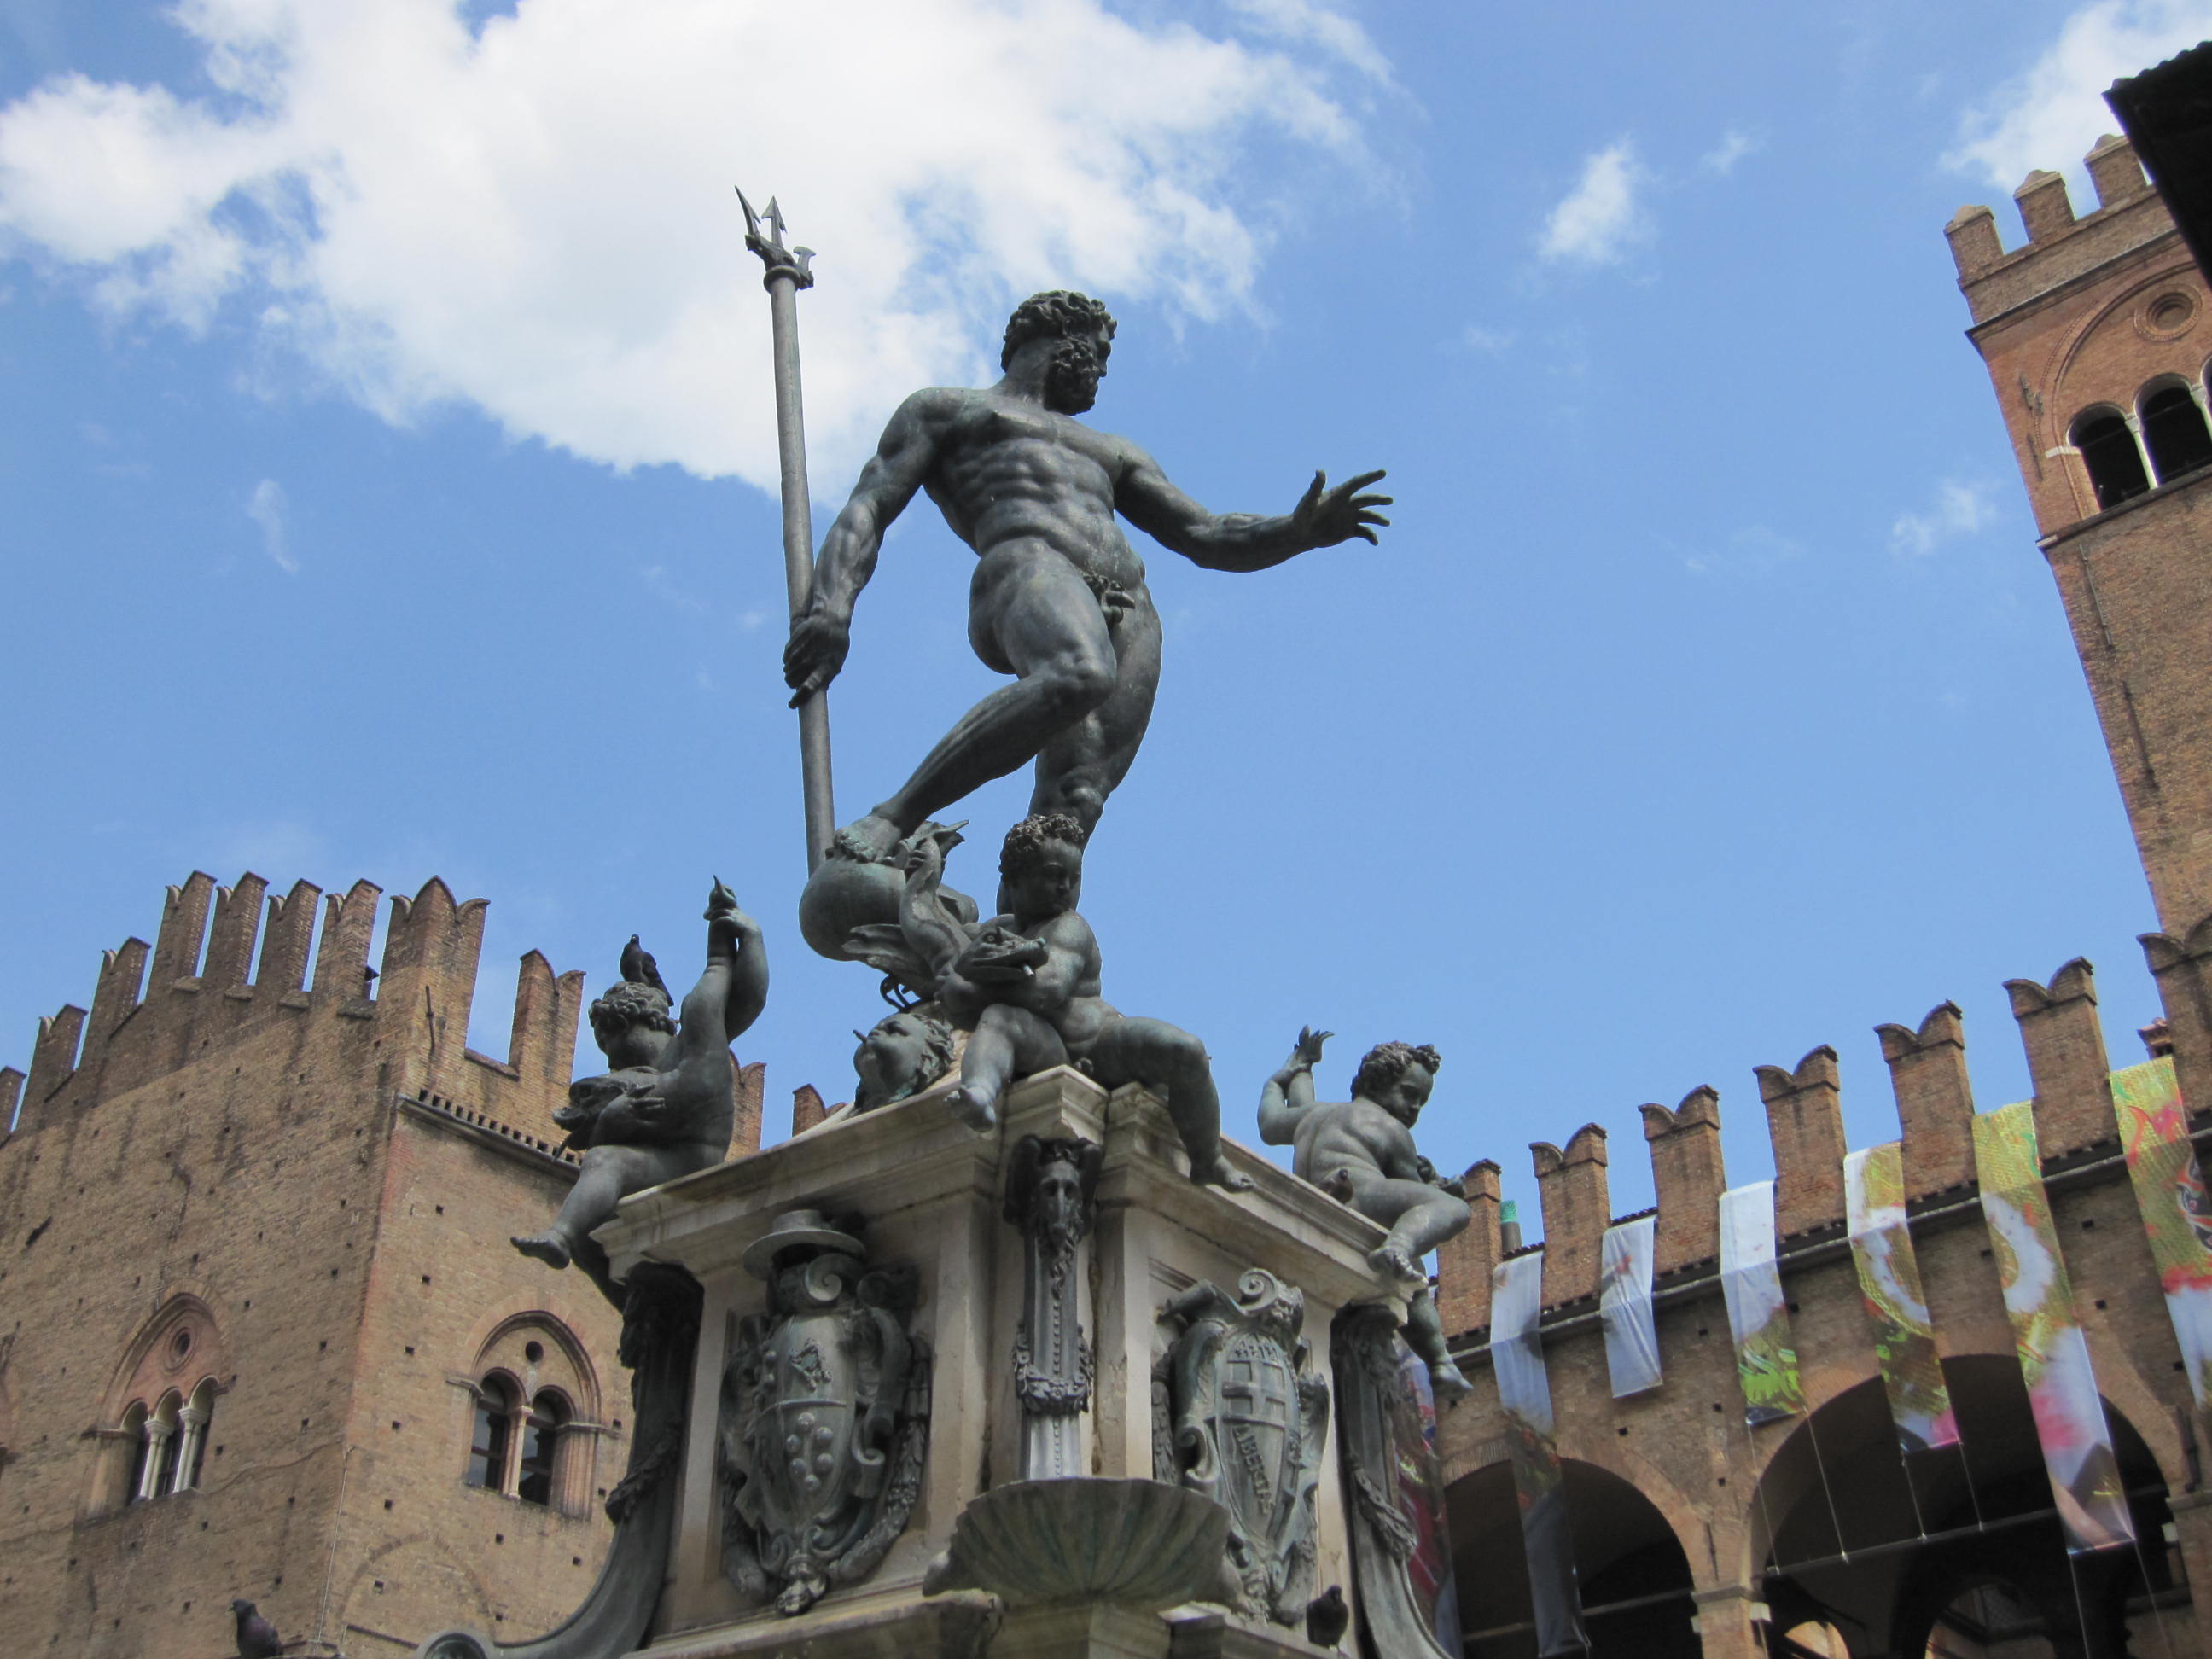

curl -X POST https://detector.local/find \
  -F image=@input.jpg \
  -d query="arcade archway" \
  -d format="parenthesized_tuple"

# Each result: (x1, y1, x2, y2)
(1448, 1457, 1698, 1657)
(1751, 1358, 2184, 1657)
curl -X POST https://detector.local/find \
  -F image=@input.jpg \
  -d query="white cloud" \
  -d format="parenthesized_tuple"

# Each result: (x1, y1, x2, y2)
(1460, 323, 1515, 353)
(1950, 1, 2212, 194)
(0, 0, 1378, 487)
(1225, 0, 1393, 84)
(247, 476, 294, 572)
(1889, 480, 1994, 557)
(1538, 138, 1648, 266)
(1682, 524, 1806, 579)
(1701, 129, 1758, 176)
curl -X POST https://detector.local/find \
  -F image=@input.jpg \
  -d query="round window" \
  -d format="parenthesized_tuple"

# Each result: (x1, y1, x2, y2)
(524, 1341, 544, 1365)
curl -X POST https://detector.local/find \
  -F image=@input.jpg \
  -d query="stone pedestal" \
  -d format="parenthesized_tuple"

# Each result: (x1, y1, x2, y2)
(597, 1064, 1398, 1657)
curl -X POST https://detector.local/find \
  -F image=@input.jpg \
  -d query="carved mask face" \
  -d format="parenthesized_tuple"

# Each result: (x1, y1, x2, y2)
(1037, 1158, 1084, 1245)
(1044, 329, 1109, 414)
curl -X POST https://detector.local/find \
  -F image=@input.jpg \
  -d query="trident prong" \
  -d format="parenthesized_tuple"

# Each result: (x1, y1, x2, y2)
(736, 186, 815, 290)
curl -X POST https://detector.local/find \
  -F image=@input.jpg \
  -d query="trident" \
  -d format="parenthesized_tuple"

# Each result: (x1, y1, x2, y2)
(738, 189, 835, 873)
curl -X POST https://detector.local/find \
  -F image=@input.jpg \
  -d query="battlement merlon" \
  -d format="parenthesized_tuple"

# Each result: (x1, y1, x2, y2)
(3, 870, 585, 1141)
(1434, 1158, 1502, 1336)
(1429, 942, 2212, 1334)
(1947, 135, 2168, 328)
(1531, 1123, 1610, 1307)
(1877, 1001, 1975, 1193)
(1641, 1084, 1725, 1273)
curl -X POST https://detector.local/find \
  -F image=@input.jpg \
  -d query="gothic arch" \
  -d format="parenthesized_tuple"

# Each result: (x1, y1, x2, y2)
(87, 1295, 231, 1516)
(1447, 1455, 1700, 1657)
(1739, 1356, 2183, 1656)
(456, 1307, 602, 1518)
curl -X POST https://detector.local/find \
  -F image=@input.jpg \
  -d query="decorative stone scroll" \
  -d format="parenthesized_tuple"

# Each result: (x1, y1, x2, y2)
(1155, 1269, 1329, 1626)
(717, 1209, 930, 1615)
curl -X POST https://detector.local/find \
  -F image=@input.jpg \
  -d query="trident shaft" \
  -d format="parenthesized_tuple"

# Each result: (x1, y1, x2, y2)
(738, 189, 835, 872)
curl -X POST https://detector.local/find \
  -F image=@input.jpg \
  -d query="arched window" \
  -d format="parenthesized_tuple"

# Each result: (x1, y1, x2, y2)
(2073, 407, 2151, 509)
(2140, 380, 2212, 482)
(93, 1298, 229, 1520)
(178, 1379, 215, 1493)
(516, 1391, 569, 1508)
(465, 1376, 517, 1491)
(148, 1392, 183, 1499)
(121, 1401, 149, 1507)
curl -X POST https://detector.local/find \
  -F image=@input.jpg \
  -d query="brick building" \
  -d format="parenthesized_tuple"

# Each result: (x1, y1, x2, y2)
(0, 871, 762, 1656)
(1429, 137, 2212, 1659)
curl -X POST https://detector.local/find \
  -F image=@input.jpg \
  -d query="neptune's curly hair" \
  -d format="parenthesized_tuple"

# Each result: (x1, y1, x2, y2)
(1002, 290, 1116, 370)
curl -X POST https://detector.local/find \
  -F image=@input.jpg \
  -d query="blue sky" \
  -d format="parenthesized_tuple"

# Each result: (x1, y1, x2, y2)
(3, 0, 2204, 1236)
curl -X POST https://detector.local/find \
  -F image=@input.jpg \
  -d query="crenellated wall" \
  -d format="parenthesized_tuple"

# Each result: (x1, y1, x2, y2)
(1435, 916, 2212, 1337)
(1430, 913, 2212, 1658)
(3, 870, 587, 1144)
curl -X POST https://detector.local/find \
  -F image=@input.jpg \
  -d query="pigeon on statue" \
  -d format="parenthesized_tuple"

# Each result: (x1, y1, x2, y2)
(230, 1598, 282, 1658)
(1305, 1584, 1350, 1648)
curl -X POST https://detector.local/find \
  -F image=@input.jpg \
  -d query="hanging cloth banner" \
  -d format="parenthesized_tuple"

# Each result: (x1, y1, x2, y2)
(1490, 1252, 1589, 1657)
(1972, 1099, 2135, 1554)
(1717, 1180, 1807, 1426)
(2111, 1056, 2212, 1408)
(1598, 1213, 1662, 1398)
(1842, 1142, 1959, 1454)
(1393, 1339, 1465, 1654)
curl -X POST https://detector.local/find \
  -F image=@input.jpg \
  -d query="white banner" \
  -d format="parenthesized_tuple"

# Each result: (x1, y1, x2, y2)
(1598, 1214, 1662, 1398)
(1490, 1252, 1586, 1657)
(1717, 1180, 1807, 1426)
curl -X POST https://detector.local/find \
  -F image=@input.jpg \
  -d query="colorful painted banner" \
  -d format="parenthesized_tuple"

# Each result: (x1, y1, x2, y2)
(1843, 1142, 1959, 1454)
(1599, 1213, 1662, 1398)
(1392, 1338, 1464, 1654)
(1491, 1252, 1588, 1657)
(2110, 1057, 2212, 1409)
(1973, 1100, 2135, 1555)
(1717, 1181, 1807, 1427)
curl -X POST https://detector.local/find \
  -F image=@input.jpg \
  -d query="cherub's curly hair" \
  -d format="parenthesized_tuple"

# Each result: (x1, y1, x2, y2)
(589, 980, 675, 1042)
(1352, 1040, 1441, 1100)
(1002, 290, 1117, 370)
(1000, 812, 1088, 877)
(854, 1005, 959, 1111)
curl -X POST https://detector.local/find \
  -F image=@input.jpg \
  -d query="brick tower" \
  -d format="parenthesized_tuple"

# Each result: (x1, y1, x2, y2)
(0, 870, 764, 1658)
(1948, 135, 2212, 930)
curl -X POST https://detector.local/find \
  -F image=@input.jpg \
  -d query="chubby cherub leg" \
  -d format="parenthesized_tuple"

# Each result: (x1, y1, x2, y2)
(1088, 1016, 1254, 1192)
(1344, 1175, 1470, 1283)
(513, 1144, 681, 1292)
(1404, 1287, 1471, 1401)
(513, 1147, 631, 1269)
(947, 1003, 1065, 1132)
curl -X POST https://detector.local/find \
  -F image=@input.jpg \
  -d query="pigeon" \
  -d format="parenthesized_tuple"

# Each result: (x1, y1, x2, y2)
(230, 1598, 282, 1659)
(620, 934, 668, 997)
(1305, 1584, 1350, 1649)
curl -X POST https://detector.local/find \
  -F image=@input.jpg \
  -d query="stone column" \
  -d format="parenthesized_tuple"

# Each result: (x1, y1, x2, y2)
(172, 1406, 207, 1493)
(1690, 1583, 1767, 1659)
(136, 1419, 171, 1501)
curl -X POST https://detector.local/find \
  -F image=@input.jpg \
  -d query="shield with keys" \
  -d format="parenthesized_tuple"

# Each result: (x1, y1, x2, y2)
(1158, 1269, 1330, 1626)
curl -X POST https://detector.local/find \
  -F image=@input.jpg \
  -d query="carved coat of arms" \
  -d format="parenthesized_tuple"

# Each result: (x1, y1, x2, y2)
(1155, 1269, 1329, 1625)
(718, 1209, 930, 1615)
